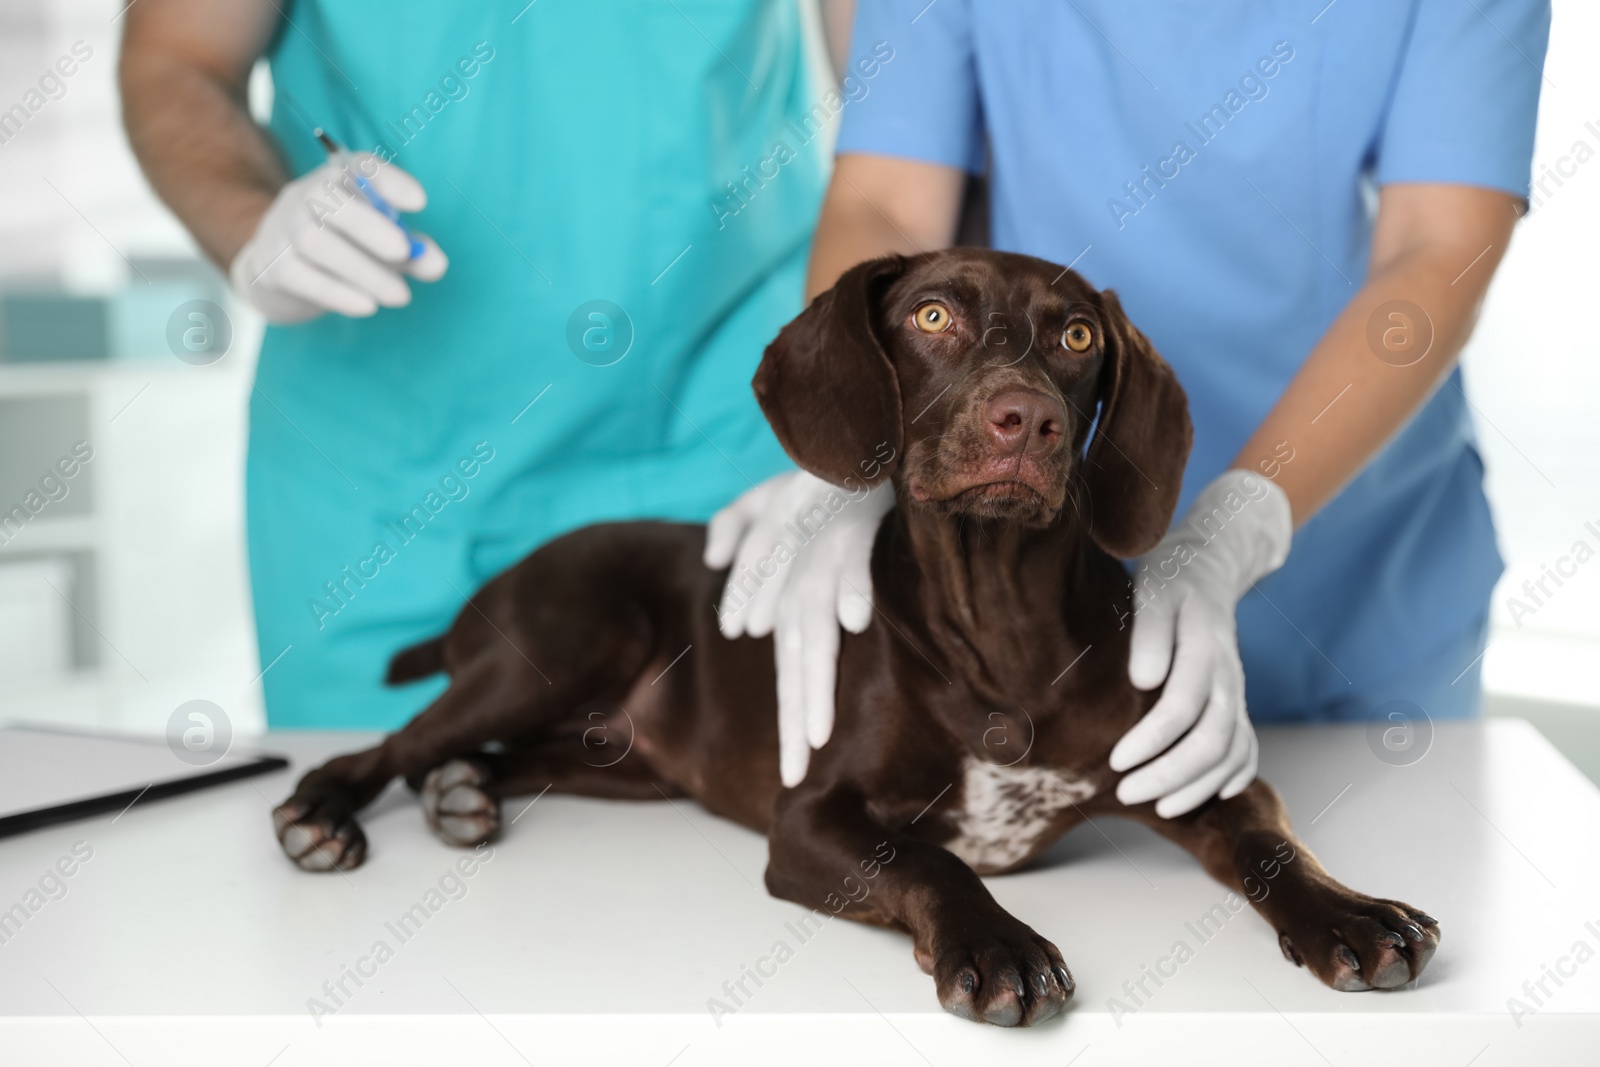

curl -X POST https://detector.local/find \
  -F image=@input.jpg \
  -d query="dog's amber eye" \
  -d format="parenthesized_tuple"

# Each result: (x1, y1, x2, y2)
(913, 302, 954, 333)
(1062, 321, 1095, 353)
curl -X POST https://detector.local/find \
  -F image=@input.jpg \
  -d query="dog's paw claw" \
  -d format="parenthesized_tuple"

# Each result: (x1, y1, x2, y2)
(923, 916, 1072, 1026)
(273, 796, 366, 872)
(1284, 895, 1440, 992)
(1331, 944, 1369, 991)
(422, 758, 500, 847)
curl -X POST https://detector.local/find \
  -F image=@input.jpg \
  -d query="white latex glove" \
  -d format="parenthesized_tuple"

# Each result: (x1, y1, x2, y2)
(704, 471, 895, 787)
(228, 154, 448, 324)
(1112, 469, 1293, 817)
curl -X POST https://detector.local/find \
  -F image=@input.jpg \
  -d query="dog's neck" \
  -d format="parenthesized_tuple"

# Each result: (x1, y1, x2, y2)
(886, 501, 1098, 698)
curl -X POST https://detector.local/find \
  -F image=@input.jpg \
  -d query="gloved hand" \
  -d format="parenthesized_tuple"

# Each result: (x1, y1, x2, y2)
(704, 470, 895, 787)
(228, 154, 448, 324)
(1111, 469, 1293, 817)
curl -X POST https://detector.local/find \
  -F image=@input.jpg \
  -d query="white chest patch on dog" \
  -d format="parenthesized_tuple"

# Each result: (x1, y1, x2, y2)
(944, 758, 1097, 873)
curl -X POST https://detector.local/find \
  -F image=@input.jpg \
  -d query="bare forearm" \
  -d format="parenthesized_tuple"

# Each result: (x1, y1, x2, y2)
(1231, 184, 1518, 525)
(806, 154, 965, 300)
(806, 191, 922, 301)
(119, 0, 285, 269)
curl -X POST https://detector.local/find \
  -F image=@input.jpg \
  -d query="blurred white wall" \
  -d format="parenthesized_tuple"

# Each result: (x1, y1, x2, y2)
(0, 0, 198, 280)
(0, 0, 265, 738)
(1468, 0, 1600, 709)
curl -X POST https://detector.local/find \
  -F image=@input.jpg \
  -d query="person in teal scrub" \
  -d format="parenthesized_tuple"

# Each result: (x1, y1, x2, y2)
(121, 0, 830, 728)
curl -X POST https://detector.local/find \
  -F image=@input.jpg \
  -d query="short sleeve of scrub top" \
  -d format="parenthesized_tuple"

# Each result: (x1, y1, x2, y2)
(1376, 0, 1550, 195)
(835, 0, 985, 174)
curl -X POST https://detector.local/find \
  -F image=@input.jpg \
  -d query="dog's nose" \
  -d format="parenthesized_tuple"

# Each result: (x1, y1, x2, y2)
(985, 390, 1065, 457)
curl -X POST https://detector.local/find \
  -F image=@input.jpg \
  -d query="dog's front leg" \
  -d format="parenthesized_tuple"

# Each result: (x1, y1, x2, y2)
(765, 787, 1073, 1026)
(1124, 781, 1441, 991)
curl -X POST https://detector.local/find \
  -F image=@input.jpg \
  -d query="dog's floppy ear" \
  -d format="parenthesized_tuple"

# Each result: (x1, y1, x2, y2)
(753, 256, 907, 487)
(1081, 289, 1193, 559)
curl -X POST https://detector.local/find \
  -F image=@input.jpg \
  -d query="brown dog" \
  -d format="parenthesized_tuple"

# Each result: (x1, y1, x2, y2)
(272, 249, 1439, 1026)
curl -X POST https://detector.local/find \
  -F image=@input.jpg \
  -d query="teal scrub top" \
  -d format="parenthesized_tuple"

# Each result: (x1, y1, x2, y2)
(250, 1, 825, 727)
(839, 0, 1550, 720)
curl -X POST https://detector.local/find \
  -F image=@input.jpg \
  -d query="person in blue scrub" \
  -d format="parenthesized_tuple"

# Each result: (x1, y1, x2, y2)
(121, 0, 830, 728)
(708, 0, 1550, 814)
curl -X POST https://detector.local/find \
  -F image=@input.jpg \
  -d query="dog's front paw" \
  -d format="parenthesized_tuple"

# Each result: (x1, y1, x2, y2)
(273, 794, 366, 872)
(421, 758, 500, 847)
(914, 911, 1074, 1026)
(1277, 893, 1439, 991)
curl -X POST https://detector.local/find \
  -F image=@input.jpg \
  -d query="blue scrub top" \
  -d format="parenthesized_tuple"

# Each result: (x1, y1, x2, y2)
(250, 1, 825, 728)
(838, 0, 1550, 719)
